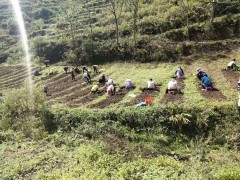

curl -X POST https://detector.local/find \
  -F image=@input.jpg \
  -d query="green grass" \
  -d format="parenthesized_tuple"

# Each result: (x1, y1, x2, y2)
(1, 48, 240, 108)
(0, 130, 239, 179)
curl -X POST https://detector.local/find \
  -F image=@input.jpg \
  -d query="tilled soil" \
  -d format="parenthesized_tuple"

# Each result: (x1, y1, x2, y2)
(0, 82, 24, 90)
(49, 82, 84, 99)
(47, 74, 83, 96)
(222, 70, 239, 89)
(0, 66, 25, 77)
(161, 79, 185, 103)
(197, 82, 226, 100)
(68, 90, 105, 108)
(0, 74, 28, 87)
(88, 88, 130, 109)
(58, 86, 91, 103)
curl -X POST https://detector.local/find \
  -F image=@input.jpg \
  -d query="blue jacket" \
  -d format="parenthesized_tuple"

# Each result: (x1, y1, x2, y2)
(201, 76, 212, 85)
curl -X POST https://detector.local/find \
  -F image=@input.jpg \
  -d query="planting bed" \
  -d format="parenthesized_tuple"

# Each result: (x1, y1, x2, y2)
(88, 88, 130, 109)
(68, 90, 105, 108)
(161, 79, 185, 103)
(222, 70, 240, 89)
(0, 66, 28, 90)
(198, 84, 226, 100)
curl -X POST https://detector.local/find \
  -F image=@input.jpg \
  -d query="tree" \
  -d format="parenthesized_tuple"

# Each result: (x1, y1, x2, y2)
(126, 0, 139, 46)
(57, 0, 81, 49)
(106, 0, 125, 47)
(179, 0, 190, 40)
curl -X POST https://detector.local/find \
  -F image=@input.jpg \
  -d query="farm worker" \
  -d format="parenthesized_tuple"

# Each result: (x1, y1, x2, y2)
(175, 66, 185, 79)
(196, 68, 207, 80)
(125, 79, 133, 89)
(71, 68, 76, 81)
(166, 78, 178, 94)
(33, 68, 40, 76)
(82, 66, 88, 73)
(93, 65, 99, 73)
(75, 67, 80, 74)
(107, 78, 114, 86)
(83, 72, 91, 83)
(201, 75, 212, 90)
(91, 84, 99, 93)
(142, 78, 156, 92)
(43, 85, 48, 96)
(44, 60, 50, 67)
(64, 67, 68, 74)
(227, 59, 238, 70)
(107, 84, 115, 96)
(147, 78, 155, 89)
(99, 74, 106, 83)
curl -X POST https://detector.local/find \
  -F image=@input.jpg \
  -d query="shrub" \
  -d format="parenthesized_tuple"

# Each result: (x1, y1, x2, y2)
(31, 37, 68, 62)
(0, 86, 56, 139)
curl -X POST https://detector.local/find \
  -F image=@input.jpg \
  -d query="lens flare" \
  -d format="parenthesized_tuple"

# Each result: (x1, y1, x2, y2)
(11, 0, 33, 97)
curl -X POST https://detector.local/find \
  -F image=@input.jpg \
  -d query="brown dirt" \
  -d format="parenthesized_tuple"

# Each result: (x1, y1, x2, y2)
(0, 74, 28, 87)
(222, 69, 240, 89)
(49, 82, 84, 99)
(47, 74, 82, 96)
(58, 86, 91, 103)
(88, 88, 130, 109)
(197, 82, 226, 100)
(161, 79, 185, 103)
(0, 66, 25, 78)
(67, 89, 105, 108)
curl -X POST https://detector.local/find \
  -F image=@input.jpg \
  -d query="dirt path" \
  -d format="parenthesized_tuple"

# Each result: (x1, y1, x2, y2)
(161, 79, 185, 103)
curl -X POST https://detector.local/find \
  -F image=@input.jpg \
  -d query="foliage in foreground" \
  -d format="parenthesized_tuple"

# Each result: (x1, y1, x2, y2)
(0, 88, 240, 179)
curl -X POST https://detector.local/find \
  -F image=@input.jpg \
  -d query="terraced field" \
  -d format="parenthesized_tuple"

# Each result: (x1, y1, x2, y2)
(1, 49, 239, 109)
(0, 65, 29, 90)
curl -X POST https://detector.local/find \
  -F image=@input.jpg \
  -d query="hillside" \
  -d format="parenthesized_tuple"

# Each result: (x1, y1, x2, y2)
(0, 48, 239, 108)
(1, 0, 240, 179)
(0, 0, 239, 64)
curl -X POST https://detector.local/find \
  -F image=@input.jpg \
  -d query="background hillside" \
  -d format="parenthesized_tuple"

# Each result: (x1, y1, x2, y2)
(0, 0, 240, 64)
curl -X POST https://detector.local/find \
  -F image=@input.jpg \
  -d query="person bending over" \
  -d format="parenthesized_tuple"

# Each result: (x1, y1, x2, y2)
(166, 78, 178, 94)
(201, 75, 213, 90)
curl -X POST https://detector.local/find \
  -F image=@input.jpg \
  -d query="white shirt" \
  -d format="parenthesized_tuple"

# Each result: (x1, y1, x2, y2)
(83, 72, 88, 78)
(228, 61, 236, 67)
(168, 80, 178, 90)
(107, 79, 114, 85)
(147, 80, 155, 89)
(107, 84, 114, 92)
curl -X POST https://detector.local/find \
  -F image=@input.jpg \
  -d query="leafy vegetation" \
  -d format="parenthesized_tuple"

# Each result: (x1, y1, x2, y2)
(0, 0, 240, 179)
(0, 0, 239, 64)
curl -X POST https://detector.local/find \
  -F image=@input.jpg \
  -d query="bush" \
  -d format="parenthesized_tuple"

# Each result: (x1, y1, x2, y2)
(0, 86, 56, 139)
(31, 37, 68, 62)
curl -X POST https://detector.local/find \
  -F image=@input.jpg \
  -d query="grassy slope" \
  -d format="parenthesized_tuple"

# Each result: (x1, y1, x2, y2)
(0, 129, 240, 179)
(1, 0, 240, 179)
(40, 48, 240, 108)
(0, 48, 239, 108)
